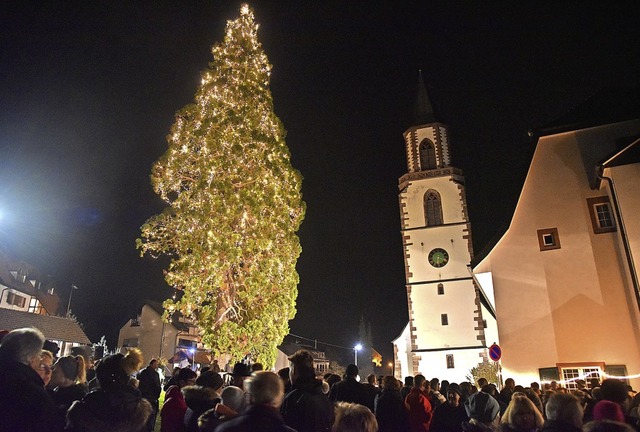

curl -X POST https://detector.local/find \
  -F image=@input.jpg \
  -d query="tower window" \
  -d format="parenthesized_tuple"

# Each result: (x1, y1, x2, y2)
(587, 197, 616, 234)
(441, 314, 448, 326)
(437, 283, 444, 295)
(446, 354, 455, 369)
(424, 190, 443, 226)
(537, 228, 560, 251)
(419, 139, 437, 170)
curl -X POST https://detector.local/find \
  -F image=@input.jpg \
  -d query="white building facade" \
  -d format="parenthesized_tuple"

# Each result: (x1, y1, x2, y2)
(393, 77, 497, 381)
(473, 110, 640, 389)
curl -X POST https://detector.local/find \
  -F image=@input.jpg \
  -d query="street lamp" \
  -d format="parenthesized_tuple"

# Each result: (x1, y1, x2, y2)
(388, 362, 393, 375)
(189, 348, 196, 370)
(354, 343, 362, 366)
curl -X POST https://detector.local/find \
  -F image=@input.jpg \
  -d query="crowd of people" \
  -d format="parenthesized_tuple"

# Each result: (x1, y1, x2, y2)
(1, 327, 640, 432)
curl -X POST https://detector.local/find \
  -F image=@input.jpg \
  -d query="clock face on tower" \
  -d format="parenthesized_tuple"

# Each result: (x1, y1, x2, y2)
(428, 248, 449, 268)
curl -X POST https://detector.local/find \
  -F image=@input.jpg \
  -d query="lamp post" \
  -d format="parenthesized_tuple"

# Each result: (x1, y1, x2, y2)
(189, 348, 196, 370)
(66, 285, 78, 317)
(354, 343, 362, 366)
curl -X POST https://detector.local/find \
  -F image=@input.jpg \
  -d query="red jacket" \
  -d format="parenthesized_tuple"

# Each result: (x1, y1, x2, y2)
(405, 387, 433, 432)
(161, 385, 187, 432)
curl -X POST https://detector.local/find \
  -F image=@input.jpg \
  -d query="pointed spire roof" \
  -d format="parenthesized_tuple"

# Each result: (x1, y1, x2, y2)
(413, 70, 437, 125)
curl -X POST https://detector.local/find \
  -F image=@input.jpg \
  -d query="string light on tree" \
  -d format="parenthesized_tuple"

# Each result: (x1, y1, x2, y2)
(137, 4, 305, 367)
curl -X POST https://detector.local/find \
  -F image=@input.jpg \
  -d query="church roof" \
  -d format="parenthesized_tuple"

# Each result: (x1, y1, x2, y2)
(412, 70, 437, 126)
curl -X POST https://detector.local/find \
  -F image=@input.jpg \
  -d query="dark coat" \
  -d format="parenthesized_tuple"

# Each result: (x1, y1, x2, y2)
(430, 403, 468, 432)
(66, 385, 153, 432)
(0, 359, 56, 432)
(52, 383, 89, 431)
(182, 385, 220, 432)
(216, 404, 296, 432)
(362, 383, 381, 412)
(375, 388, 410, 432)
(281, 375, 333, 432)
(540, 420, 581, 432)
(138, 366, 162, 402)
(329, 376, 366, 405)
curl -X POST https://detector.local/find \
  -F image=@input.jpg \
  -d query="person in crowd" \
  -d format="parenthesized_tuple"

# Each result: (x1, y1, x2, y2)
(0, 327, 55, 432)
(66, 348, 151, 432)
(461, 390, 501, 432)
(520, 389, 543, 417)
(326, 373, 342, 391)
(529, 383, 541, 399)
(50, 354, 89, 430)
(183, 370, 223, 432)
(39, 349, 54, 387)
(499, 379, 515, 405)
(406, 374, 432, 432)
(430, 383, 468, 432)
(582, 419, 636, 432)
(430, 378, 447, 409)
(252, 362, 264, 372)
(138, 359, 162, 432)
(374, 375, 409, 432)
(402, 376, 415, 400)
(330, 363, 366, 405)
(231, 362, 253, 390)
(198, 385, 248, 431)
(363, 373, 382, 412)
(460, 383, 473, 403)
(592, 400, 625, 423)
(165, 367, 181, 391)
(477, 379, 488, 390)
(498, 394, 543, 432)
(281, 349, 333, 432)
(216, 371, 296, 431)
(161, 367, 197, 432)
(278, 367, 292, 394)
(481, 385, 507, 417)
(540, 393, 582, 432)
(441, 381, 450, 398)
(333, 402, 379, 432)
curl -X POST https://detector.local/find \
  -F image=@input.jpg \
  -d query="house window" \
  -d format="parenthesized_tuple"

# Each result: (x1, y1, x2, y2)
(587, 197, 616, 234)
(123, 338, 139, 347)
(537, 228, 561, 251)
(130, 316, 141, 326)
(178, 338, 197, 348)
(446, 354, 455, 369)
(6, 291, 27, 308)
(441, 314, 448, 325)
(28, 298, 42, 314)
(560, 366, 602, 391)
(437, 283, 444, 295)
(419, 139, 437, 170)
(424, 190, 443, 226)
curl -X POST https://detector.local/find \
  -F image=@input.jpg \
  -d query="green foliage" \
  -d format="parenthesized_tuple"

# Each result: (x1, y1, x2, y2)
(137, 4, 305, 367)
(466, 360, 500, 386)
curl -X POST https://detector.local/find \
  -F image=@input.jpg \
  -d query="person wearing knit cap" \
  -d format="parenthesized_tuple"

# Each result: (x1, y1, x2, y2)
(592, 400, 625, 423)
(462, 391, 500, 431)
(431, 383, 469, 432)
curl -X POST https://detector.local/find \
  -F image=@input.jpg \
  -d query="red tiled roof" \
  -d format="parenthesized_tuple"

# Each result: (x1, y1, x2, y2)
(0, 308, 91, 344)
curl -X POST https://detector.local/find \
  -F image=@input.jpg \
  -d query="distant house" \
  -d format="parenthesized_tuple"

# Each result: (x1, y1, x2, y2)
(472, 89, 640, 390)
(118, 300, 211, 368)
(0, 251, 90, 356)
(275, 343, 331, 376)
(0, 251, 60, 315)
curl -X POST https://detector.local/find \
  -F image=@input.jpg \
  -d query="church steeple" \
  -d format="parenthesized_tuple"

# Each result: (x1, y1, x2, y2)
(403, 72, 451, 173)
(413, 70, 436, 125)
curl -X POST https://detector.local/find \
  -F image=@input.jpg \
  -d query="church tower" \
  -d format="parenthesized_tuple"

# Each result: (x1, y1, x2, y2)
(393, 73, 496, 381)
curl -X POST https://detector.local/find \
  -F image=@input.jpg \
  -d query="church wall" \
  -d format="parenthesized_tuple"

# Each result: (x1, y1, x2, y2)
(475, 120, 640, 387)
(409, 279, 480, 350)
(415, 348, 487, 383)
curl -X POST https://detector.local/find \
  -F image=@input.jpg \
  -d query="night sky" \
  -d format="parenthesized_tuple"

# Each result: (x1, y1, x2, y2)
(1, 1, 639, 364)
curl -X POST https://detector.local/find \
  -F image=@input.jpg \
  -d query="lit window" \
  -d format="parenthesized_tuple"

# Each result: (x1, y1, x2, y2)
(441, 314, 448, 326)
(587, 197, 616, 234)
(446, 354, 455, 369)
(537, 228, 560, 251)
(437, 283, 444, 295)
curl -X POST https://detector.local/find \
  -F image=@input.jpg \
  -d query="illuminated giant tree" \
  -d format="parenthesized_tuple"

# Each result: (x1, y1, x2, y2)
(137, 4, 305, 366)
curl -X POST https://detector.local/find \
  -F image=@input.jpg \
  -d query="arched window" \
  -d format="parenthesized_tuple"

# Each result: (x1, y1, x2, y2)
(424, 190, 443, 226)
(419, 139, 437, 170)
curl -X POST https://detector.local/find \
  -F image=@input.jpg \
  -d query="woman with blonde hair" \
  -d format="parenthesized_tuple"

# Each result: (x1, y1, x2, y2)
(333, 402, 378, 432)
(38, 349, 54, 387)
(499, 394, 544, 432)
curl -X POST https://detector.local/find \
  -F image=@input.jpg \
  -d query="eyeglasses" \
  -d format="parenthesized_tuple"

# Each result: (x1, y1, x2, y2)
(40, 364, 52, 374)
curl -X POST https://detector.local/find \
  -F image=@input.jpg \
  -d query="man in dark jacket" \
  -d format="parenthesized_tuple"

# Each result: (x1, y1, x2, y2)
(217, 371, 295, 432)
(0, 327, 56, 432)
(138, 358, 162, 431)
(329, 363, 366, 405)
(281, 350, 333, 432)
